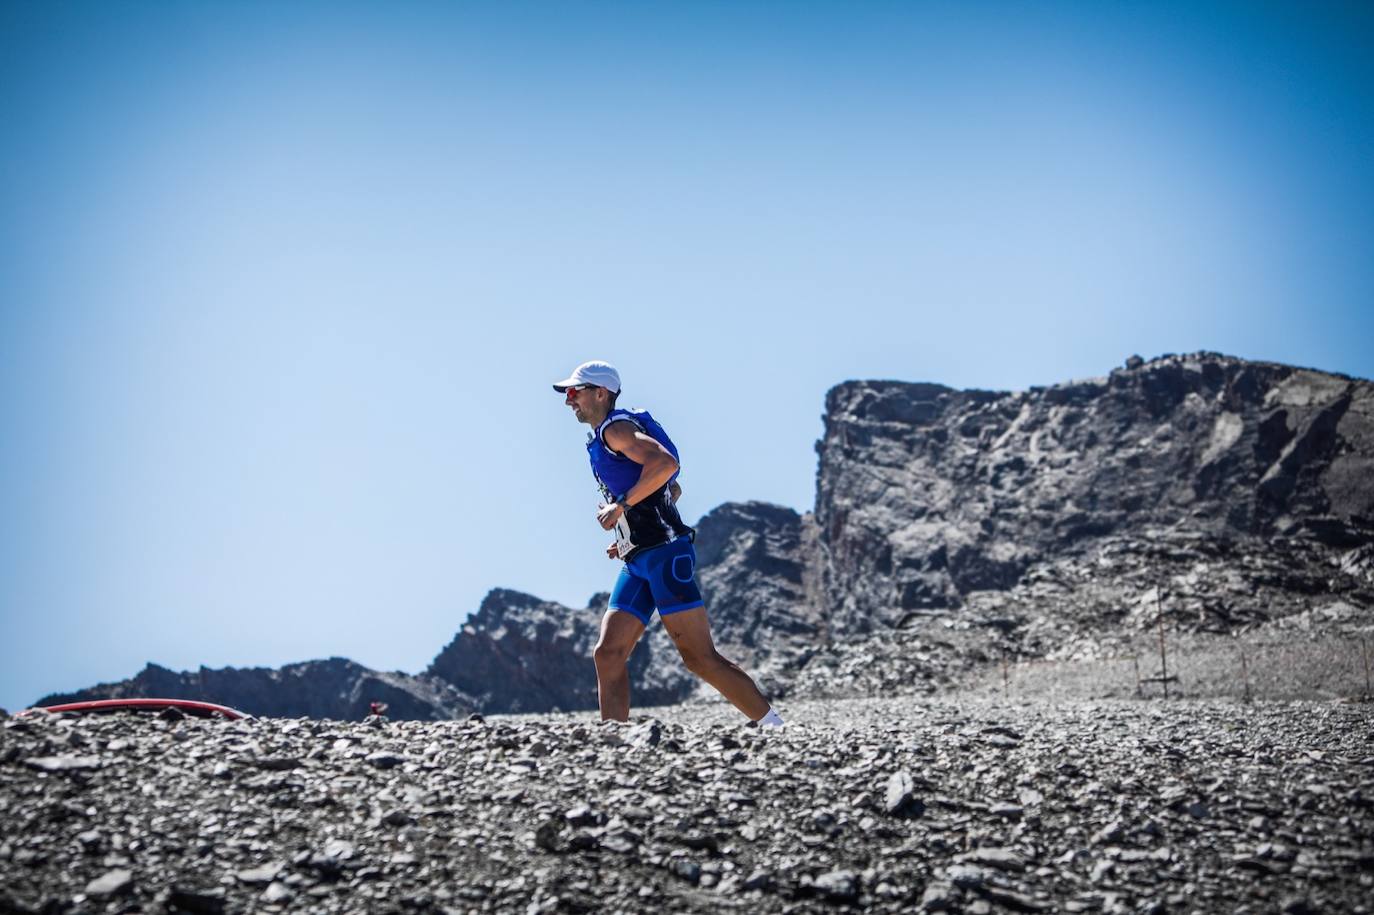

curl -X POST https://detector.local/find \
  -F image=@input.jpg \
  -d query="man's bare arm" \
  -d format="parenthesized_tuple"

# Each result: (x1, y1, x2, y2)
(601, 420, 679, 509)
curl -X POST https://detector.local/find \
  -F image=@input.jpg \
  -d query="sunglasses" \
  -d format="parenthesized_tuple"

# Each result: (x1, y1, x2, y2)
(564, 384, 596, 396)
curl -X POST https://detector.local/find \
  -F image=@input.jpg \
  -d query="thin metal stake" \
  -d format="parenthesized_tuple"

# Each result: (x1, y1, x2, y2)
(1132, 654, 1141, 698)
(1363, 638, 1372, 700)
(1156, 591, 1170, 701)
(1002, 653, 1010, 700)
(1239, 647, 1251, 704)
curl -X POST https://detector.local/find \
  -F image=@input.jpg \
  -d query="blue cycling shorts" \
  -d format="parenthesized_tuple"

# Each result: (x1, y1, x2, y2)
(608, 537, 704, 626)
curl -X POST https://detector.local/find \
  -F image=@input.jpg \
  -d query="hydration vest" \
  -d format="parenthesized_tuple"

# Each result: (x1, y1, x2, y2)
(586, 407, 692, 559)
(587, 408, 681, 500)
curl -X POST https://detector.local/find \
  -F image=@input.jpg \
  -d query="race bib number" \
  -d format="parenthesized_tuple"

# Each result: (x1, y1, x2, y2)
(613, 512, 635, 558)
(602, 502, 636, 558)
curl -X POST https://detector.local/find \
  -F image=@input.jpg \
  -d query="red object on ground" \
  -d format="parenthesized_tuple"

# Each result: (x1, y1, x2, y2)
(18, 698, 252, 721)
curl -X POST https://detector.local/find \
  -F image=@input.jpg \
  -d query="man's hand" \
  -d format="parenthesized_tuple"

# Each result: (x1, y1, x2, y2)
(606, 542, 621, 559)
(597, 501, 624, 531)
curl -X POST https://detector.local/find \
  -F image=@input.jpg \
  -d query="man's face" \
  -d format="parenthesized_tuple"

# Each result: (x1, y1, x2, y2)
(564, 384, 605, 424)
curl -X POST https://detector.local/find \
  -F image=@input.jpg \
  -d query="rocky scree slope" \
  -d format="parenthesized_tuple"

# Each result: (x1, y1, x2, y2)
(2, 698, 1371, 914)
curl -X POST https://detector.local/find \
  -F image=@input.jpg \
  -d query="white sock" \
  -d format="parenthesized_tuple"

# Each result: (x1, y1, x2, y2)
(756, 707, 784, 728)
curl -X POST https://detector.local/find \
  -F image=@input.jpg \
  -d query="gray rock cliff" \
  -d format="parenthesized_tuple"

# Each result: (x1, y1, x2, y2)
(814, 352, 1373, 633)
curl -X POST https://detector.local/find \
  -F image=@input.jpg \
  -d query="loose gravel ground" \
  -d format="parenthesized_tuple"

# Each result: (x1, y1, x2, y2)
(2, 697, 1372, 914)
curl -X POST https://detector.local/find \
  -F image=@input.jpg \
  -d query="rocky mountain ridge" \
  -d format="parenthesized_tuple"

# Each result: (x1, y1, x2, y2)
(33, 352, 1374, 717)
(37, 501, 817, 718)
(814, 352, 1373, 633)
(38, 659, 476, 722)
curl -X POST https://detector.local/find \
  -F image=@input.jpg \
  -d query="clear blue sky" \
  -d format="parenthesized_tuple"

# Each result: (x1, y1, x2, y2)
(3, 1, 1371, 711)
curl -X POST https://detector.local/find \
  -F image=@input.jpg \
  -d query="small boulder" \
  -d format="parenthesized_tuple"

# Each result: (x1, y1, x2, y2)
(628, 720, 662, 747)
(85, 868, 133, 897)
(812, 869, 860, 902)
(884, 771, 924, 817)
(235, 862, 284, 885)
(166, 886, 227, 914)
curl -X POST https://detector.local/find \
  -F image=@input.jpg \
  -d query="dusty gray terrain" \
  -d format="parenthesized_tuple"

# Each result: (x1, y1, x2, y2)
(3, 697, 1371, 915)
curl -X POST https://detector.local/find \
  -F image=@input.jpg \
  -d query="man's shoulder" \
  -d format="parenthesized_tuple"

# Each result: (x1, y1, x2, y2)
(598, 407, 673, 450)
(600, 409, 648, 433)
(600, 415, 642, 443)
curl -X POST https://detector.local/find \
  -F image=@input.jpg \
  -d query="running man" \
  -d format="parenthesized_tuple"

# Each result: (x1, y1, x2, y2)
(553, 360, 784, 727)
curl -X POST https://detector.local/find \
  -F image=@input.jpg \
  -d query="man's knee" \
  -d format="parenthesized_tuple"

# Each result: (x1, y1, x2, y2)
(680, 647, 727, 678)
(594, 639, 634, 671)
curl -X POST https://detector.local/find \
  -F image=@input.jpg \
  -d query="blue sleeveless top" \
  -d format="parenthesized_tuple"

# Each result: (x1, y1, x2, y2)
(587, 408, 692, 558)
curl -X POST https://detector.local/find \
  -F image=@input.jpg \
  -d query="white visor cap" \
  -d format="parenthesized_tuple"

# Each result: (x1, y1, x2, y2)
(552, 360, 621, 394)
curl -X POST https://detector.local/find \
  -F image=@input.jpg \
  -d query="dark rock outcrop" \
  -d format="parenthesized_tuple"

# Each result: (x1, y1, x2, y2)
(425, 588, 695, 713)
(424, 503, 824, 711)
(37, 658, 474, 721)
(694, 501, 820, 645)
(689, 501, 824, 696)
(815, 352, 1374, 632)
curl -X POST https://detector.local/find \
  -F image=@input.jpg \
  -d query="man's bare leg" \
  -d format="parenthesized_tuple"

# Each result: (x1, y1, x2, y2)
(593, 609, 646, 722)
(662, 606, 771, 721)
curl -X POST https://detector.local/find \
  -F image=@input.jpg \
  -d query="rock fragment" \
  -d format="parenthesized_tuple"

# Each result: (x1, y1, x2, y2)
(22, 755, 101, 772)
(534, 817, 563, 852)
(921, 882, 959, 911)
(945, 864, 985, 889)
(166, 886, 227, 913)
(600, 831, 639, 854)
(666, 858, 702, 884)
(322, 838, 355, 860)
(234, 862, 283, 885)
(961, 847, 1027, 872)
(85, 868, 133, 897)
(982, 885, 1051, 912)
(628, 719, 662, 747)
(262, 881, 293, 904)
(812, 869, 859, 902)
(253, 757, 301, 771)
(884, 770, 924, 817)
